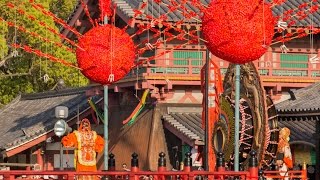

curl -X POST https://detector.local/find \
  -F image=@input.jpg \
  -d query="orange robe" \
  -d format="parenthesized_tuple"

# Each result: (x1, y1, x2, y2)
(277, 128, 293, 180)
(62, 130, 104, 179)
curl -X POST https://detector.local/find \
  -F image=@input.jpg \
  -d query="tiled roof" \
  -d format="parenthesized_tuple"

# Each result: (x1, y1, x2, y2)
(114, 0, 209, 22)
(162, 107, 204, 146)
(113, 0, 320, 27)
(162, 106, 316, 147)
(278, 119, 316, 147)
(268, 0, 320, 27)
(0, 86, 101, 151)
(276, 82, 320, 113)
(275, 82, 318, 147)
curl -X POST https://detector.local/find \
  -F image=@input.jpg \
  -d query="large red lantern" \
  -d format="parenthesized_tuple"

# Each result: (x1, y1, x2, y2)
(76, 25, 135, 85)
(202, 0, 275, 64)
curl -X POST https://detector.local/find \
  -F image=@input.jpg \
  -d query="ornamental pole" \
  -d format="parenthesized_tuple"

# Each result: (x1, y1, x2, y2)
(204, 49, 209, 170)
(104, 15, 109, 171)
(104, 85, 108, 170)
(234, 64, 240, 171)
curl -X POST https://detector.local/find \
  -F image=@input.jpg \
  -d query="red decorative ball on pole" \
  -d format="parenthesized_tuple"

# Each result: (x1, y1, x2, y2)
(76, 25, 135, 85)
(99, 0, 113, 18)
(202, 0, 275, 64)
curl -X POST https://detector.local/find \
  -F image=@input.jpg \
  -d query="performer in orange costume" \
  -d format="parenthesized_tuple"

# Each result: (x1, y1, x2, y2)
(276, 127, 293, 180)
(62, 118, 104, 180)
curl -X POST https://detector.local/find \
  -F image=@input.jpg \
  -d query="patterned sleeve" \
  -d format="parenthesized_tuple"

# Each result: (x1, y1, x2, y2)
(61, 132, 78, 148)
(95, 135, 105, 153)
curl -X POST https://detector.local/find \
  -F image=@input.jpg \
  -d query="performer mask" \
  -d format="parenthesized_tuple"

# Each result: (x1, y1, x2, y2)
(79, 118, 91, 132)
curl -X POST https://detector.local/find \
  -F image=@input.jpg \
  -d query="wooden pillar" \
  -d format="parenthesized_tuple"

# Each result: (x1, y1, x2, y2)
(131, 153, 139, 180)
(248, 151, 258, 180)
(315, 120, 320, 180)
(183, 152, 191, 180)
(26, 149, 31, 171)
(158, 152, 166, 180)
(302, 162, 308, 180)
(36, 148, 44, 170)
(216, 152, 225, 180)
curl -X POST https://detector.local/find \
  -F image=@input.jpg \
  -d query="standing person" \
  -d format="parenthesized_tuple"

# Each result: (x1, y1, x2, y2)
(62, 118, 104, 180)
(276, 127, 293, 180)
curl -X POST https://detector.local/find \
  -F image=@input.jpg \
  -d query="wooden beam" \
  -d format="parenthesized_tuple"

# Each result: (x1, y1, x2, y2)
(0, 163, 34, 167)
(76, 19, 94, 28)
(61, 0, 90, 38)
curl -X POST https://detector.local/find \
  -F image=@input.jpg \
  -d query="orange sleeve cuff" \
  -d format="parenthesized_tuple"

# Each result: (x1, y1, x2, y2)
(283, 157, 293, 168)
(95, 135, 105, 153)
(62, 133, 77, 148)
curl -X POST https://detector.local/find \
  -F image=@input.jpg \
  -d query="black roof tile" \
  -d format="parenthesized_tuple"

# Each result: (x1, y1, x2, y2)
(114, 0, 320, 27)
(162, 107, 204, 145)
(163, 106, 316, 147)
(278, 119, 316, 146)
(276, 82, 320, 113)
(0, 86, 101, 151)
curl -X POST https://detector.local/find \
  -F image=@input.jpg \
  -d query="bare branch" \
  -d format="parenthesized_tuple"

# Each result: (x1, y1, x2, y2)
(0, 72, 31, 78)
(0, 51, 15, 68)
(0, 60, 33, 78)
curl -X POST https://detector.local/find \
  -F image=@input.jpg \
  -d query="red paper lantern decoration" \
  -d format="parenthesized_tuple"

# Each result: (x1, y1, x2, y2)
(202, 0, 275, 64)
(76, 25, 135, 85)
(99, 0, 113, 17)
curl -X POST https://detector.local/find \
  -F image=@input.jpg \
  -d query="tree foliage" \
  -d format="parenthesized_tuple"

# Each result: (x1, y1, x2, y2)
(50, 0, 79, 20)
(0, 0, 88, 107)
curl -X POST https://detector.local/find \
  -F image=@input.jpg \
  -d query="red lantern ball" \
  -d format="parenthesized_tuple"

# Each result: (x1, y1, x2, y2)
(76, 25, 135, 85)
(202, 0, 275, 64)
(99, 0, 113, 17)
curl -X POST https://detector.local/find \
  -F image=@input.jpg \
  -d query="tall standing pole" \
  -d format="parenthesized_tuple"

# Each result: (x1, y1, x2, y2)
(204, 49, 210, 171)
(60, 144, 64, 170)
(234, 64, 241, 171)
(104, 85, 108, 170)
(316, 121, 320, 180)
(103, 16, 109, 171)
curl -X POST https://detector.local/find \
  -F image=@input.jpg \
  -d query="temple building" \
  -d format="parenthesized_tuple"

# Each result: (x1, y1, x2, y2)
(276, 82, 320, 179)
(0, 1, 319, 180)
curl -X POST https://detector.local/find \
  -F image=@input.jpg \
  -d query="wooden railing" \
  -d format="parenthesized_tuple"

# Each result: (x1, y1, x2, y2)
(264, 169, 308, 180)
(123, 53, 320, 84)
(0, 170, 252, 180)
(0, 151, 308, 180)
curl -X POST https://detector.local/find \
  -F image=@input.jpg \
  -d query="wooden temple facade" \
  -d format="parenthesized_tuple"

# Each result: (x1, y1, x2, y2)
(276, 83, 320, 180)
(0, 0, 320, 179)
(61, 0, 320, 103)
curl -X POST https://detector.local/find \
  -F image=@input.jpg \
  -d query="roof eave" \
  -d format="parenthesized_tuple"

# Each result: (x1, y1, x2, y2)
(163, 120, 197, 147)
(3, 97, 102, 157)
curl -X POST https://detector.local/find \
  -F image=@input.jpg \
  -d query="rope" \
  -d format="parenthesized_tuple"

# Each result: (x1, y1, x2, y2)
(239, 100, 254, 147)
(197, 22, 201, 71)
(80, 0, 95, 26)
(39, 36, 42, 78)
(281, 1, 285, 49)
(135, 54, 139, 101)
(310, 0, 314, 55)
(14, 0, 17, 54)
(0, 12, 3, 60)
(44, 3, 48, 82)
(262, 0, 266, 46)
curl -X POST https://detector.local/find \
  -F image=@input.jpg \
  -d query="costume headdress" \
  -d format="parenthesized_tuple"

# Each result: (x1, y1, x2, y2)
(79, 118, 91, 131)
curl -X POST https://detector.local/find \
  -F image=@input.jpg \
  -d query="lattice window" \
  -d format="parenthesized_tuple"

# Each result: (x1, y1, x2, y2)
(280, 54, 308, 68)
(173, 51, 204, 66)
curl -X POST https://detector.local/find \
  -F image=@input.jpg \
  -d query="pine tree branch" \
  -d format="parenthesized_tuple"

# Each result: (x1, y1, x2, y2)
(0, 72, 31, 78)
(0, 51, 16, 68)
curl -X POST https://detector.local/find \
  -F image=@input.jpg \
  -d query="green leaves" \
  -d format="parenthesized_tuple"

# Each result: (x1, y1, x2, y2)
(0, 0, 88, 106)
(50, 0, 79, 20)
